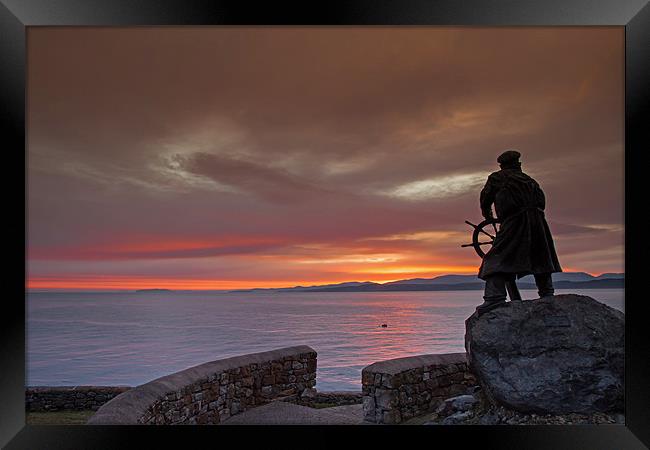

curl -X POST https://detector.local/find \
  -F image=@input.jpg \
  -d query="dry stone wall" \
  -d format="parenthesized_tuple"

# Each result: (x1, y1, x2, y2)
(26, 386, 131, 411)
(87, 346, 316, 425)
(362, 352, 477, 424)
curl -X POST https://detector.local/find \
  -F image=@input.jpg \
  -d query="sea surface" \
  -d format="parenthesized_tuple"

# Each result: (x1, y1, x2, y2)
(27, 289, 624, 391)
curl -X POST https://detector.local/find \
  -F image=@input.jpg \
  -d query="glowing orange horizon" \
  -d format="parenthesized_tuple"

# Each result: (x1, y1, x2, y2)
(26, 265, 604, 291)
(26, 278, 375, 291)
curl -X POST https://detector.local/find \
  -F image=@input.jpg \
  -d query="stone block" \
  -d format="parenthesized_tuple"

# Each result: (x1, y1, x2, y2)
(403, 370, 421, 384)
(251, 377, 262, 390)
(381, 374, 394, 388)
(361, 370, 374, 384)
(382, 409, 402, 424)
(375, 388, 397, 409)
(363, 395, 375, 411)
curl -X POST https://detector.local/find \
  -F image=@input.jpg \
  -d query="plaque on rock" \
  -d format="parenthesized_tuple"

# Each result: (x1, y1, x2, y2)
(543, 315, 571, 327)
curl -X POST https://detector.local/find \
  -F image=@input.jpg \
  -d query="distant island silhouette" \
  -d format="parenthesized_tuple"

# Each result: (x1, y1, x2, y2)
(135, 288, 173, 293)
(228, 272, 623, 293)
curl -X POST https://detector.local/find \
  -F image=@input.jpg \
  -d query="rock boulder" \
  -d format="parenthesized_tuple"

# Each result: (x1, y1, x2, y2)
(465, 294, 624, 414)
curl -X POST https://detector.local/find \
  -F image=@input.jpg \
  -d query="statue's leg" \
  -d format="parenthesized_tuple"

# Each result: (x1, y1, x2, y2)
(477, 274, 508, 314)
(534, 273, 554, 298)
(505, 274, 522, 301)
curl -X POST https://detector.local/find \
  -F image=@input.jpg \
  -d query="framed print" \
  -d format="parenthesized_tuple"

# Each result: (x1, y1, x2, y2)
(2, 0, 649, 448)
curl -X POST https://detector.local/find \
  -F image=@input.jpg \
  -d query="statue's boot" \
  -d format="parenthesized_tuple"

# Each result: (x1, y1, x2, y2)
(476, 299, 507, 316)
(534, 273, 555, 299)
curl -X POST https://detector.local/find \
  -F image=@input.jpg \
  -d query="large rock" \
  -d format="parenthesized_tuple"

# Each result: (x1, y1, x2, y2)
(465, 294, 624, 414)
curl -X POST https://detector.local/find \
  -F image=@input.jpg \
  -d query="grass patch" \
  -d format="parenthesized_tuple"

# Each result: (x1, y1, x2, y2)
(26, 410, 95, 425)
(309, 402, 339, 409)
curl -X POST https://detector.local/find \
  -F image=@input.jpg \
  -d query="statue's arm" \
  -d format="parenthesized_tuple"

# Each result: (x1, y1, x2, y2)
(480, 176, 496, 219)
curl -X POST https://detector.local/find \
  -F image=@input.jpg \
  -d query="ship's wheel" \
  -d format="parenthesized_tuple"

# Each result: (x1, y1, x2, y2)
(461, 218, 501, 259)
(462, 217, 521, 301)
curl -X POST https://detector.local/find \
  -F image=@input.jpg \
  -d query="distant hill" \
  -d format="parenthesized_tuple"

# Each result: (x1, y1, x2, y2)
(552, 279, 624, 289)
(385, 274, 481, 285)
(593, 273, 625, 280)
(383, 272, 621, 286)
(135, 288, 172, 293)
(239, 281, 378, 293)
(229, 272, 624, 293)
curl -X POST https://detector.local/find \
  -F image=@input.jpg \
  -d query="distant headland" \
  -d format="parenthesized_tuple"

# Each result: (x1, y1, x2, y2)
(135, 288, 172, 293)
(229, 272, 623, 293)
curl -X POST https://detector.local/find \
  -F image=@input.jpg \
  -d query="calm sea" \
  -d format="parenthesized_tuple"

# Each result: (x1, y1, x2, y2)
(27, 289, 624, 391)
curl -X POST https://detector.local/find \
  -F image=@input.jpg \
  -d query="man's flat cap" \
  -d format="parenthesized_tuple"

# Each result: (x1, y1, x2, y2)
(497, 150, 521, 165)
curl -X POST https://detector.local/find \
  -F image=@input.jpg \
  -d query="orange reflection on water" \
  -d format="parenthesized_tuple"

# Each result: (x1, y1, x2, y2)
(331, 294, 470, 365)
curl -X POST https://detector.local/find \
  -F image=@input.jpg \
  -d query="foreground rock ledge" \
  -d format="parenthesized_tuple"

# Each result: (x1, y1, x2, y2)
(465, 294, 624, 414)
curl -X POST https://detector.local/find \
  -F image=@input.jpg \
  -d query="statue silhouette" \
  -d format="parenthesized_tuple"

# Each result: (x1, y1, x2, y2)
(476, 150, 562, 315)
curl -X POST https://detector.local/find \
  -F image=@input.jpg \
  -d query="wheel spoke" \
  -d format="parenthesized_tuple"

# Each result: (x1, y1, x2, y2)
(461, 241, 492, 247)
(479, 228, 495, 240)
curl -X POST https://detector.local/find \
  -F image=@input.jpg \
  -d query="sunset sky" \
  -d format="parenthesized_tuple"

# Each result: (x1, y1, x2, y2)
(27, 27, 624, 290)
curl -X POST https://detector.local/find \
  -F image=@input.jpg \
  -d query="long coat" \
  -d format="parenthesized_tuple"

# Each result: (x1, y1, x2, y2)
(477, 167, 562, 280)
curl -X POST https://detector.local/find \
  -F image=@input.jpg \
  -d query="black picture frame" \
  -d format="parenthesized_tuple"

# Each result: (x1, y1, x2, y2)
(2, 0, 649, 448)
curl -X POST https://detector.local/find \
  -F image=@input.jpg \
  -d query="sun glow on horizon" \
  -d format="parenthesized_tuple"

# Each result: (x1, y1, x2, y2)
(350, 265, 478, 275)
(26, 263, 616, 291)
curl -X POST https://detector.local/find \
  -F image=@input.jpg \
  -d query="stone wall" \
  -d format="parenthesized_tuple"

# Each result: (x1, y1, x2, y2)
(87, 345, 316, 425)
(362, 352, 477, 424)
(26, 386, 131, 412)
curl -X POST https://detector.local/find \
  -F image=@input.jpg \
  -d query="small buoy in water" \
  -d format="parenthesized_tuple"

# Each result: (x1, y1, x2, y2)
(381, 323, 388, 328)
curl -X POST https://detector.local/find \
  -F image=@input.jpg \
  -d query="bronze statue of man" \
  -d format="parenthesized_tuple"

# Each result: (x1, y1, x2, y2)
(476, 150, 562, 314)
